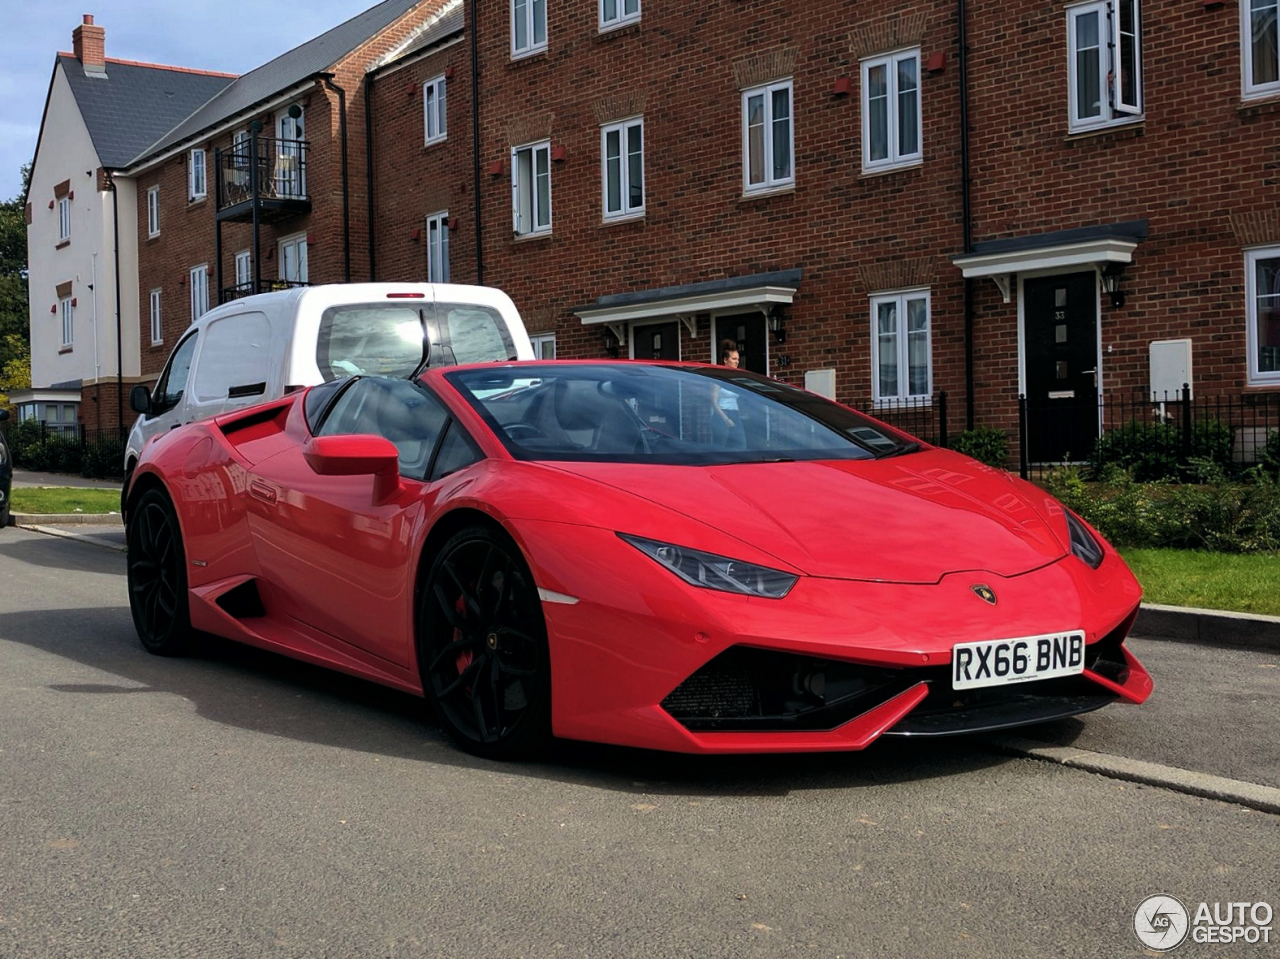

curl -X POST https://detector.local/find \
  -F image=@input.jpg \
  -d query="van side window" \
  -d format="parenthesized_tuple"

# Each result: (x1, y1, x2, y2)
(151, 332, 200, 415)
(193, 312, 272, 402)
(315, 376, 449, 480)
(438, 304, 516, 365)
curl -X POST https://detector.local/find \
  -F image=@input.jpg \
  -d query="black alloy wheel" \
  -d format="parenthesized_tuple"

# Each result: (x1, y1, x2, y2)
(420, 525, 551, 760)
(126, 488, 192, 656)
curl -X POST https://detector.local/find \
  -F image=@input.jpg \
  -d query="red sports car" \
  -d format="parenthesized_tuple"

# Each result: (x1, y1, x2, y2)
(124, 361, 1151, 759)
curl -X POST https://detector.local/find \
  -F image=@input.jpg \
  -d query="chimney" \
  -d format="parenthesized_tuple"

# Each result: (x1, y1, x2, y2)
(72, 15, 106, 75)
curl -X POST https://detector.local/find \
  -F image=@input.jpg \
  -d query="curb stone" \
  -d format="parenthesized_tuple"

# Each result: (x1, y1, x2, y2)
(1133, 603, 1280, 654)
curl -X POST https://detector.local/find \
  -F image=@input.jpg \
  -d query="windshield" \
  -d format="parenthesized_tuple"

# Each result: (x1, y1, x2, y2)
(446, 363, 921, 464)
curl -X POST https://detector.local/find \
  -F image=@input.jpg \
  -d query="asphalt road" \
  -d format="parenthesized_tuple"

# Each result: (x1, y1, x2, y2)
(0, 527, 1276, 959)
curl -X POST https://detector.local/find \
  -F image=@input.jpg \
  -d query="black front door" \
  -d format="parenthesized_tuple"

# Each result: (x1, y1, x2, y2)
(1024, 273, 1099, 463)
(633, 321, 680, 360)
(714, 313, 767, 374)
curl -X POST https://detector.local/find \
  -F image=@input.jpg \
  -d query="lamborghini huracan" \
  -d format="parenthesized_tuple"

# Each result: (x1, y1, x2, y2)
(124, 360, 1151, 759)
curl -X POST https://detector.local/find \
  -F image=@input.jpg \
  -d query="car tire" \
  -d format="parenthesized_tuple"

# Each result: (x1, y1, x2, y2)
(419, 524, 552, 760)
(126, 488, 192, 656)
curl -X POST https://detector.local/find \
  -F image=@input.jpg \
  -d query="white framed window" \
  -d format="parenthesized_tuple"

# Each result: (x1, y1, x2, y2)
(862, 49, 922, 172)
(530, 332, 556, 359)
(742, 80, 794, 193)
(512, 141, 551, 236)
(423, 75, 447, 145)
(235, 250, 252, 292)
(189, 148, 207, 200)
(57, 196, 71, 241)
(279, 234, 308, 284)
(60, 296, 74, 347)
(1246, 246, 1280, 384)
(149, 288, 163, 345)
(1244, 0, 1280, 97)
(189, 265, 209, 323)
(602, 117, 644, 219)
(232, 129, 251, 166)
(425, 212, 450, 282)
(871, 290, 932, 403)
(146, 186, 160, 237)
(1068, 0, 1143, 129)
(512, 0, 547, 57)
(600, 0, 640, 30)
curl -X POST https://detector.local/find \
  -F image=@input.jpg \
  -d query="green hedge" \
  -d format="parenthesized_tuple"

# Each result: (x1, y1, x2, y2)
(7, 419, 124, 478)
(1046, 461, 1280, 553)
(949, 425, 1009, 468)
(1089, 419, 1233, 481)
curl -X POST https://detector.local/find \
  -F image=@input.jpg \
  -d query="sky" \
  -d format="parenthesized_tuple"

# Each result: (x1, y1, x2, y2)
(1, 0, 382, 201)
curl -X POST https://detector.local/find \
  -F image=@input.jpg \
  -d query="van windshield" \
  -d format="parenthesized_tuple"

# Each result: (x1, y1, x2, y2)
(315, 304, 426, 381)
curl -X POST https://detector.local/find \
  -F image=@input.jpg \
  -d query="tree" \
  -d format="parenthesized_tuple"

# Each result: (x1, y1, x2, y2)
(0, 163, 31, 407)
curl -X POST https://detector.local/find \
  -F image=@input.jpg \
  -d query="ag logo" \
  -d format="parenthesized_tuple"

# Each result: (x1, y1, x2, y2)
(1134, 895, 1190, 951)
(969, 584, 997, 606)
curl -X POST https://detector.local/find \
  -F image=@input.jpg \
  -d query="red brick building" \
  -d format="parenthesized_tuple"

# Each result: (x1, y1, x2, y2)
(34, 0, 1280, 465)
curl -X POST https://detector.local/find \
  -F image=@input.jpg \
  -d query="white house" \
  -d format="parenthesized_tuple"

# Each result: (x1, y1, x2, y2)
(19, 15, 233, 436)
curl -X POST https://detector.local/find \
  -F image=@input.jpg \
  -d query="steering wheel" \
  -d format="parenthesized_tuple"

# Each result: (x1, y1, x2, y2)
(505, 424, 544, 441)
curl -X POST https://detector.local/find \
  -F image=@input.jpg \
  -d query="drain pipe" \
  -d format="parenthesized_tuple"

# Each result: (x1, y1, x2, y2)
(364, 71, 377, 281)
(469, 0, 484, 285)
(320, 74, 352, 282)
(108, 171, 124, 436)
(959, 0, 975, 431)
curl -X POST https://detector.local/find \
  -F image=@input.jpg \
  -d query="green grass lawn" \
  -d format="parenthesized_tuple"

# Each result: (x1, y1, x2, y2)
(9, 487, 120, 515)
(1120, 547, 1280, 617)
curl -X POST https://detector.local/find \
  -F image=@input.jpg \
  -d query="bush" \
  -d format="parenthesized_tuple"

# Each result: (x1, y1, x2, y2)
(1258, 429, 1280, 476)
(81, 435, 125, 478)
(950, 425, 1009, 468)
(1045, 461, 1280, 553)
(8, 420, 83, 474)
(1089, 419, 1233, 481)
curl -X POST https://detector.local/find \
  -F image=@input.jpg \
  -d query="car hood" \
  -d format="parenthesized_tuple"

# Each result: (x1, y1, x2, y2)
(547, 449, 1071, 583)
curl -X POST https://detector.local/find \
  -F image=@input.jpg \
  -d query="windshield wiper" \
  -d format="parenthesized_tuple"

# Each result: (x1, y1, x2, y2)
(875, 441, 921, 459)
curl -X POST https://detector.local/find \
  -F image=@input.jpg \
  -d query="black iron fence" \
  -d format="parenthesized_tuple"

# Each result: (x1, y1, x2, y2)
(855, 392, 949, 448)
(5, 421, 125, 478)
(220, 278, 309, 302)
(1017, 387, 1280, 481)
(214, 135, 310, 210)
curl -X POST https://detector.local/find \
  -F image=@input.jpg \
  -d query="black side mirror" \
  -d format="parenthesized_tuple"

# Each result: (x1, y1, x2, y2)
(129, 385, 153, 416)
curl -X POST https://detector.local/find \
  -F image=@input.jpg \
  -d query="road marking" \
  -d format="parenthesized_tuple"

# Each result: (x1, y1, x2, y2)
(990, 735, 1280, 816)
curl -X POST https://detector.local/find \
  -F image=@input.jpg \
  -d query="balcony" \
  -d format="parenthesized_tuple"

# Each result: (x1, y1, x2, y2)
(220, 278, 309, 303)
(215, 137, 311, 224)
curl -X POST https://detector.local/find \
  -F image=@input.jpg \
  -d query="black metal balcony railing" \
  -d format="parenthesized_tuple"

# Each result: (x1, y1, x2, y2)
(220, 278, 309, 302)
(215, 136, 310, 219)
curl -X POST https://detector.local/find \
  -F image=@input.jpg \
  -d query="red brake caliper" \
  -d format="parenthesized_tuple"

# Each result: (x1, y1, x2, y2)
(453, 593, 473, 681)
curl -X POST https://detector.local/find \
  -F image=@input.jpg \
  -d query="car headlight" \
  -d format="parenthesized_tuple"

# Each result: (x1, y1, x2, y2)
(1065, 510, 1104, 569)
(618, 533, 798, 599)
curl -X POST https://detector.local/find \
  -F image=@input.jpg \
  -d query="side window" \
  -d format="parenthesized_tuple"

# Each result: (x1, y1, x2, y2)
(602, 117, 645, 220)
(438, 304, 517, 365)
(742, 80, 794, 193)
(1244, 0, 1279, 98)
(1246, 246, 1280, 385)
(316, 377, 449, 479)
(424, 75, 447, 144)
(512, 0, 547, 57)
(192, 312, 272, 402)
(152, 332, 200, 415)
(861, 50, 921, 171)
(512, 141, 551, 236)
(1068, 0, 1142, 130)
(430, 421, 483, 480)
(871, 290, 932, 404)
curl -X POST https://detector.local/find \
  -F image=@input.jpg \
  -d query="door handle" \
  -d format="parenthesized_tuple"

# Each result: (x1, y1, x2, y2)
(249, 481, 278, 505)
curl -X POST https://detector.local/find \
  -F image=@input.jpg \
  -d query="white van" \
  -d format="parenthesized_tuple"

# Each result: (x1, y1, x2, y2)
(124, 282, 534, 494)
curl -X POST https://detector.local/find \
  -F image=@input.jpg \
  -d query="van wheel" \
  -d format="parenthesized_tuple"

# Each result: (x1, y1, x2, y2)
(126, 489, 192, 656)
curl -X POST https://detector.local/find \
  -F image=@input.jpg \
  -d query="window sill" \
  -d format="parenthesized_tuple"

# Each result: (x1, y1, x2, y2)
(596, 20, 640, 41)
(58, 346, 73, 354)
(55, 240, 70, 250)
(600, 212, 645, 227)
(187, 196, 208, 208)
(512, 230, 553, 244)
(146, 233, 160, 242)
(422, 137, 447, 151)
(860, 160, 923, 179)
(1238, 94, 1280, 119)
(509, 47, 548, 66)
(1064, 119, 1144, 142)
(739, 184, 795, 204)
